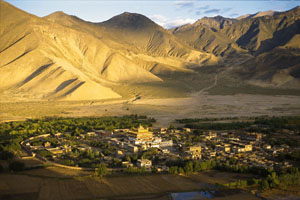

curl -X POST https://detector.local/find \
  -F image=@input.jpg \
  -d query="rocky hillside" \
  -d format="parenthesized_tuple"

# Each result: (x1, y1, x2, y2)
(0, 1, 217, 101)
(173, 6, 300, 88)
(172, 16, 243, 56)
(0, 1, 299, 101)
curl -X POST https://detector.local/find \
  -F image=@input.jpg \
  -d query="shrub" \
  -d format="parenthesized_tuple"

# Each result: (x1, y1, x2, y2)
(37, 150, 53, 158)
(169, 166, 178, 174)
(95, 163, 108, 177)
(261, 179, 269, 190)
(124, 166, 147, 174)
(62, 160, 75, 166)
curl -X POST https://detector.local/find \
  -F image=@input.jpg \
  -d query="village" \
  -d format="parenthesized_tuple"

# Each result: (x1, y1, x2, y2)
(20, 123, 294, 172)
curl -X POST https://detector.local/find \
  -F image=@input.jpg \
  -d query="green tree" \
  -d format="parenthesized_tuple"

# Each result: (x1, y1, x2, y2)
(200, 161, 209, 170)
(124, 155, 131, 162)
(95, 163, 108, 177)
(130, 153, 138, 162)
(193, 161, 201, 172)
(169, 166, 178, 174)
(178, 167, 184, 174)
(268, 172, 279, 188)
(62, 160, 75, 166)
(37, 150, 53, 158)
(184, 161, 194, 174)
(111, 158, 121, 167)
(261, 179, 269, 190)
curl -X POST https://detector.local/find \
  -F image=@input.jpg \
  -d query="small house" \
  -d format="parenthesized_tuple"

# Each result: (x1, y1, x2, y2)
(137, 159, 152, 168)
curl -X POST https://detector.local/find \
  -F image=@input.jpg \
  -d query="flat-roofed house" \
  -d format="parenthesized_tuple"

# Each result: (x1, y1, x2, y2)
(160, 140, 173, 147)
(244, 144, 252, 152)
(185, 145, 202, 159)
(127, 144, 139, 153)
(137, 159, 152, 168)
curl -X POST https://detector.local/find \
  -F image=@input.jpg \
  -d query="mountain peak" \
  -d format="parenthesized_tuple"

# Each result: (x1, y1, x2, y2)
(44, 11, 70, 20)
(193, 15, 237, 29)
(237, 10, 278, 20)
(212, 15, 227, 20)
(51, 11, 66, 15)
(120, 12, 140, 16)
(44, 10, 87, 26)
(287, 5, 300, 13)
(101, 12, 157, 30)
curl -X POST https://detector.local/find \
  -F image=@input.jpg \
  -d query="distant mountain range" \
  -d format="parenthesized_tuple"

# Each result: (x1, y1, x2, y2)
(0, 0, 299, 101)
(237, 10, 279, 20)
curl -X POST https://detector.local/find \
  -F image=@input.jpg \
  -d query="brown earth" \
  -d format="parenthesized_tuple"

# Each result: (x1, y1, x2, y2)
(1, 93, 300, 127)
(0, 167, 259, 200)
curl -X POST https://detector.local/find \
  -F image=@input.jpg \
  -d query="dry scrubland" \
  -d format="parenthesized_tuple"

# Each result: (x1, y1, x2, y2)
(1, 93, 300, 126)
(0, 165, 259, 200)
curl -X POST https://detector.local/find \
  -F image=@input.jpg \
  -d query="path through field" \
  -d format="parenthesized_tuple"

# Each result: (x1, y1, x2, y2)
(198, 74, 218, 94)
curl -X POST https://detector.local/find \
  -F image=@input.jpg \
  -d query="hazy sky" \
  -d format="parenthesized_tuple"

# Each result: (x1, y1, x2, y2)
(6, 0, 300, 28)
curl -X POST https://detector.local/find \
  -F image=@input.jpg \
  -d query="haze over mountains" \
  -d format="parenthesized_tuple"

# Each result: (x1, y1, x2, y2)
(0, 0, 299, 101)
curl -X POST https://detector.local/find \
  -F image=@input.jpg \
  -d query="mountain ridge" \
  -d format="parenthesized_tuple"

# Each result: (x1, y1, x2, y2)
(237, 10, 279, 20)
(0, 1, 300, 102)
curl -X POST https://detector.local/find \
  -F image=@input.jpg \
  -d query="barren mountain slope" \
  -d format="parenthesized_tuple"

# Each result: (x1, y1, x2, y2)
(0, 1, 221, 101)
(46, 11, 219, 72)
(1, 0, 300, 103)
(225, 6, 300, 88)
(172, 16, 244, 56)
(173, 6, 300, 88)
(99, 12, 210, 59)
(221, 6, 300, 52)
(0, 1, 125, 101)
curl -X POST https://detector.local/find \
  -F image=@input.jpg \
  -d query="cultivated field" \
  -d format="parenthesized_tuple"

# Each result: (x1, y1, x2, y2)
(0, 167, 259, 200)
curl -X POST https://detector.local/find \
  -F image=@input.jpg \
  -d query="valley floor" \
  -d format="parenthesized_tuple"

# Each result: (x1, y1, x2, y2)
(0, 165, 259, 200)
(1, 94, 300, 126)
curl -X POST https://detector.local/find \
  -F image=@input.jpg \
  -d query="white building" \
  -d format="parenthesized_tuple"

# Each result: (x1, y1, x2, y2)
(137, 159, 152, 168)
(160, 140, 173, 147)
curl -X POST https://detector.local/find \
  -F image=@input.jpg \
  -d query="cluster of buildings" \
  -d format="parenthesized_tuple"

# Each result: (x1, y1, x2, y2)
(21, 133, 72, 158)
(21, 124, 293, 171)
(105, 125, 291, 170)
(111, 125, 173, 153)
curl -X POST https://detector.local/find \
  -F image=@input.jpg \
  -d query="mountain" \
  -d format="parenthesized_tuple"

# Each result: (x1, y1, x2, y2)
(174, 7, 300, 55)
(45, 11, 219, 72)
(192, 16, 238, 30)
(45, 11, 217, 67)
(0, 1, 219, 101)
(173, 6, 300, 88)
(222, 6, 300, 52)
(0, 1, 123, 101)
(0, 1, 299, 102)
(222, 6, 300, 88)
(98, 12, 218, 65)
(172, 16, 243, 56)
(237, 10, 279, 20)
